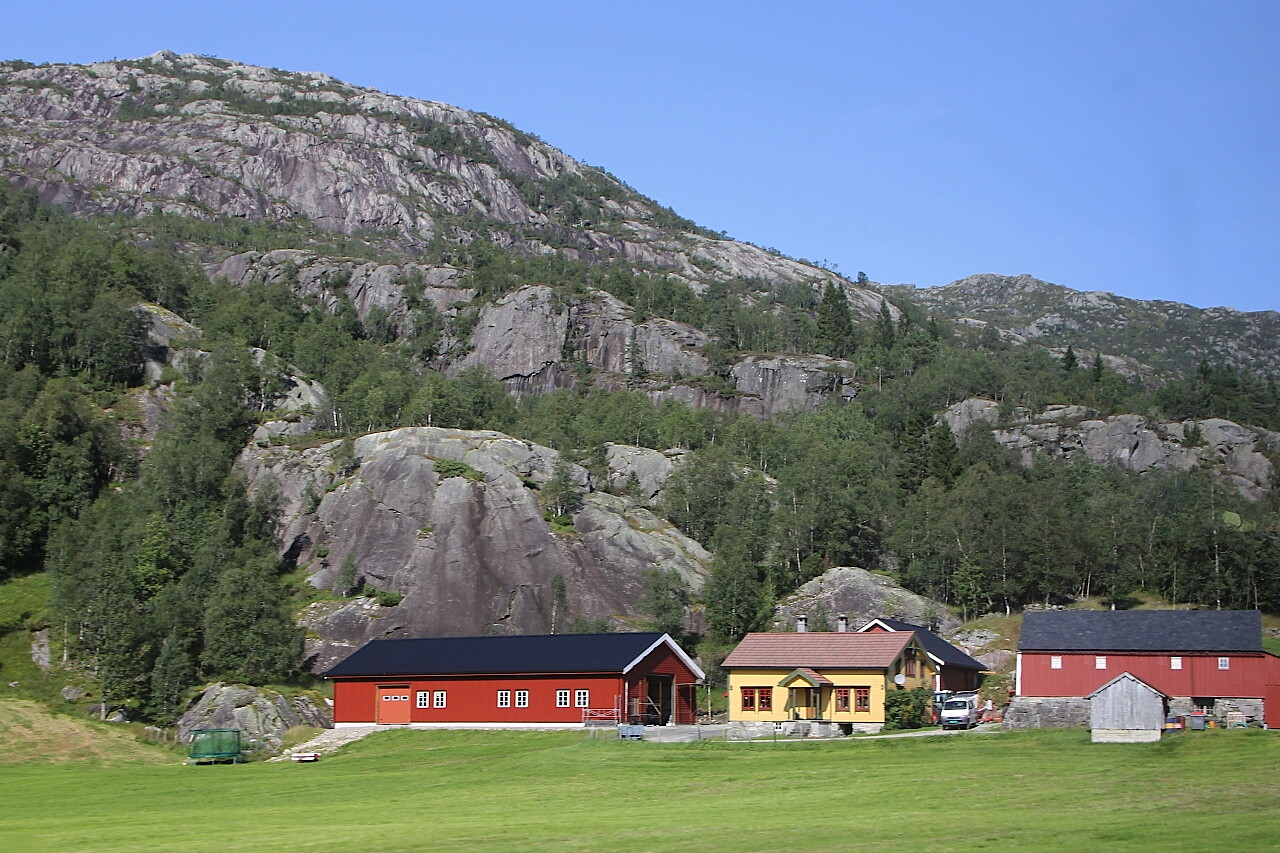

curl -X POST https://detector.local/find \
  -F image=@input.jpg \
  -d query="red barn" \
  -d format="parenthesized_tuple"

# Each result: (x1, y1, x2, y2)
(326, 632, 705, 728)
(1016, 609, 1280, 728)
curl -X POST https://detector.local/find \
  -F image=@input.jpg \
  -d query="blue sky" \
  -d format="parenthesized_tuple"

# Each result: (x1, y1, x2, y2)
(4, 2, 1277, 312)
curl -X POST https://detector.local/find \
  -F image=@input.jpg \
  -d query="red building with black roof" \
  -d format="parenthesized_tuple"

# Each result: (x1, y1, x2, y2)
(1016, 609, 1280, 727)
(326, 632, 705, 727)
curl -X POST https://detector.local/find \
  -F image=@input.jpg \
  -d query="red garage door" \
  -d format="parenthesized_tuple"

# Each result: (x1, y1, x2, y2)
(377, 686, 412, 724)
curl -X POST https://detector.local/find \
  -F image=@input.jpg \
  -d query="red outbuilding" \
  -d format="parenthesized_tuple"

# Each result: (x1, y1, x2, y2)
(325, 632, 705, 728)
(1016, 609, 1280, 728)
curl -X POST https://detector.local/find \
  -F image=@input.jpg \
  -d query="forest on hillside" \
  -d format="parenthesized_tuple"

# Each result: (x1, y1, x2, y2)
(1, 180, 1278, 723)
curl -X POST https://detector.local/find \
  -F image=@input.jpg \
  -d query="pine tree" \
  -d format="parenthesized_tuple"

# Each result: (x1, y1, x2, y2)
(815, 282, 855, 358)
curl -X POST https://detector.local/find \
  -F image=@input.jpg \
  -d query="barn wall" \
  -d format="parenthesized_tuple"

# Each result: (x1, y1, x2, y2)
(331, 673, 626, 724)
(1019, 652, 1269, 698)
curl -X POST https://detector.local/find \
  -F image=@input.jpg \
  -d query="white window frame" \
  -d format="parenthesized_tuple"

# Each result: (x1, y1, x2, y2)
(1218, 656, 1230, 671)
(416, 691, 430, 708)
(1050, 655, 1062, 670)
(1095, 656, 1107, 670)
(433, 690, 447, 708)
(574, 689, 590, 708)
(497, 690, 511, 708)
(1170, 656, 1183, 670)
(556, 689, 570, 708)
(515, 690, 529, 708)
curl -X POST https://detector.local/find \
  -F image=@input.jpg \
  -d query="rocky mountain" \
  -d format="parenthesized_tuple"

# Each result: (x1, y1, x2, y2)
(890, 273, 1280, 378)
(0, 52, 880, 416)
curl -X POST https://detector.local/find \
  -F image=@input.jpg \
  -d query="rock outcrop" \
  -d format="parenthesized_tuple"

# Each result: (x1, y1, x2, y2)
(943, 398, 1277, 499)
(176, 682, 332, 753)
(770, 567, 960, 634)
(237, 427, 710, 669)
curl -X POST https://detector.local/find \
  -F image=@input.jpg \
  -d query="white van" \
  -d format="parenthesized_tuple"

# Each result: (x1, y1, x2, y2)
(939, 694, 979, 729)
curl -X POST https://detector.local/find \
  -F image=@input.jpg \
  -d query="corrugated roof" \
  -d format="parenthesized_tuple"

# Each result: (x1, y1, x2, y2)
(325, 632, 703, 679)
(861, 618, 985, 670)
(722, 632, 913, 669)
(1018, 610, 1262, 653)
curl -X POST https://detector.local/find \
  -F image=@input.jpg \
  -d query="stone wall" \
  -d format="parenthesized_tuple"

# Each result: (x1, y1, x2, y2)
(1002, 697, 1091, 730)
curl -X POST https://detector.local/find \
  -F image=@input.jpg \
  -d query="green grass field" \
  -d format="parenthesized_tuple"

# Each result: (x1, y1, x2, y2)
(2, 724, 1277, 852)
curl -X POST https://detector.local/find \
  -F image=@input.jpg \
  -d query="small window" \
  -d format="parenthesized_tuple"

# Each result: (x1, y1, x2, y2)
(1170, 656, 1183, 670)
(758, 688, 772, 712)
(416, 691, 430, 708)
(835, 688, 850, 712)
(556, 689, 570, 708)
(1218, 657, 1230, 671)
(433, 690, 446, 708)
(906, 656, 916, 677)
(515, 690, 529, 708)
(575, 689, 589, 708)
(1095, 656, 1107, 670)
(741, 687, 756, 711)
(1050, 656, 1062, 670)
(854, 687, 870, 712)
(497, 690, 511, 708)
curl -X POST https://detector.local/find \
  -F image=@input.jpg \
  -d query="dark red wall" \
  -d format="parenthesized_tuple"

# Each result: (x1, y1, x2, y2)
(622, 643, 703, 724)
(333, 673, 626, 724)
(1019, 651, 1271, 698)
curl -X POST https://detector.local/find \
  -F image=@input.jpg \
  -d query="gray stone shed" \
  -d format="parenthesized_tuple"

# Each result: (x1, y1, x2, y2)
(1087, 672, 1167, 743)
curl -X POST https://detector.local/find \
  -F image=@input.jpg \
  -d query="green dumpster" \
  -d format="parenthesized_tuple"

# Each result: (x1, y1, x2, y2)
(188, 729, 242, 763)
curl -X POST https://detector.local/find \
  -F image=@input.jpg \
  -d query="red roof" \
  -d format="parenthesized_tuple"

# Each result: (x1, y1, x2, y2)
(722, 632, 914, 669)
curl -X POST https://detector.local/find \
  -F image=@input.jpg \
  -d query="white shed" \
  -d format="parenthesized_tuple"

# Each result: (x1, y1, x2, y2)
(1087, 672, 1168, 743)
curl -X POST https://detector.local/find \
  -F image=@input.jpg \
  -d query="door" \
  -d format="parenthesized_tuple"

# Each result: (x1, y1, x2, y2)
(376, 685, 412, 724)
(646, 675, 673, 725)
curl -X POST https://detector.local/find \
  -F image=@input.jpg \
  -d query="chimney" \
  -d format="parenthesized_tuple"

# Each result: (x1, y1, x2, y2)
(837, 614, 848, 633)
(796, 615, 808, 633)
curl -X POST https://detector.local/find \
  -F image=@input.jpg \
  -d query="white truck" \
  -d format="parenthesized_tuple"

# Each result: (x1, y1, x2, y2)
(938, 693, 980, 729)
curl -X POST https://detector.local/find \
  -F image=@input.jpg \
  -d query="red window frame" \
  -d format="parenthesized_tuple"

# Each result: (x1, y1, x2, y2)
(758, 688, 772, 712)
(835, 688, 850, 712)
(906, 655, 916, 677)
(741, 687, 756, 711)
(854, 687, 870, 712)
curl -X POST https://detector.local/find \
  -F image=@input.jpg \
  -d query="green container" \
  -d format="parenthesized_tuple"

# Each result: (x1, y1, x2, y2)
(188, 729, 242, 762)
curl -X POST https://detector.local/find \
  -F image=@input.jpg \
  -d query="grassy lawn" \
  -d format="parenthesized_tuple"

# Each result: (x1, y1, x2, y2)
(1, 725, 1277, 852)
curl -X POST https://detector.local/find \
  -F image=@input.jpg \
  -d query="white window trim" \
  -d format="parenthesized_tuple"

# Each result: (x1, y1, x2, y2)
(416, 691, 430, 708)
(574, 689, 590, 708)
(433, 690, 447, 708)
(1095, 656, 1107, 670)
(497, 690, 511, 708)
(1050, 655, 1062, 670)
(1170, 656, 1183, 670)
(556, 689, 570, 708)
(515, 690, 529, 708)
(1218, 656, 1230, 670)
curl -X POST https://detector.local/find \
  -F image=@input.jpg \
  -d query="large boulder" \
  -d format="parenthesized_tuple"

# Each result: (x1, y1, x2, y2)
(771, 567, 959, 634)
(175, 682, 332, 753)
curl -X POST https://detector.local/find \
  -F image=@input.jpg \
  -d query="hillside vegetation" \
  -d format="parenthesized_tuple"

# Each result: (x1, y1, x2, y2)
(0, 56, 1278, 726)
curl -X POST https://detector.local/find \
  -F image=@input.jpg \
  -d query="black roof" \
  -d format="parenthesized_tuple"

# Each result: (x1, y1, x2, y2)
(872, 619, 985, 670)
(1018, 610, 1262, 653)
(325, 632, 688, 678)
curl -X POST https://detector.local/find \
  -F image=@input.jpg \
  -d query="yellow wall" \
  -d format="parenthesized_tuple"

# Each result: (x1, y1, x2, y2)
(726, 648, 935, 723)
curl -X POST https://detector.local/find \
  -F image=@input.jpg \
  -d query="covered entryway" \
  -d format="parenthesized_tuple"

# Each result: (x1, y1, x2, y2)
(376, 685, 412, 724)
(780, 668, 832, 720)
(645, 675, 673, 725)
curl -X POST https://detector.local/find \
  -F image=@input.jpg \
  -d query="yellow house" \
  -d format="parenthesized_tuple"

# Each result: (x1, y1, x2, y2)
(721, 631, 936, 733)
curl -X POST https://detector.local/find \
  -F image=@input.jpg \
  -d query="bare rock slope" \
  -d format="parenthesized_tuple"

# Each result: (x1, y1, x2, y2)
(237, 427, 710, 671)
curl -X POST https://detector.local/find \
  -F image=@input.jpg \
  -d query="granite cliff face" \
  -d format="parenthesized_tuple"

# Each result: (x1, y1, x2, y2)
(236, 427, 710, 671)
(943, 397, 1278, 499)
(0, 52, 883, 307)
